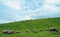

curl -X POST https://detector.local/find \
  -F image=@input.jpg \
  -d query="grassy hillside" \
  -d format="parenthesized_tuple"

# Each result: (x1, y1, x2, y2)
(0, 17, 60, 37)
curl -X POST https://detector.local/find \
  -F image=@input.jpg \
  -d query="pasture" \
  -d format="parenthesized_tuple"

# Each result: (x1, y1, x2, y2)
(0, 17, 60, 37)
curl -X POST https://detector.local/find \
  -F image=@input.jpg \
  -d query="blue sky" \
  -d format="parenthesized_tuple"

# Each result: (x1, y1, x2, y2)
(0, 0, 60, 23)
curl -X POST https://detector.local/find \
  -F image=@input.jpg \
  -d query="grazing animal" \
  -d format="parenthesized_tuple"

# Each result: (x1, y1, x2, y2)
(2, 30, 20, 34)
(47, 27, 58, 32)
(2, 30, 15, 34)
(2, 30, 8, 34)
(40, 29, 43, 31)
(16, 31, 20, 33)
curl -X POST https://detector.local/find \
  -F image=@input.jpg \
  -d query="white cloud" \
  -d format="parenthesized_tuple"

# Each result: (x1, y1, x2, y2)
(29, 1, 60, 18)
(2, 0, 22, 10)
(4, 10, 32, 21)
(24, 15, 32, 20)
(45, 0, 60, 6)
(9, 13, 32, 21)
(13, 12, 32, 20)
(45, 0, 57, 4)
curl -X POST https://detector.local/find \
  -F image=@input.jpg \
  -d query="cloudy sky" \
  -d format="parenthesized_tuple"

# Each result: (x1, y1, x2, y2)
(0, 0, 60, 23)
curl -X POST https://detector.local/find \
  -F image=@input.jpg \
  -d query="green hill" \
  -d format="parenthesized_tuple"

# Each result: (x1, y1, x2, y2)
(0, 17, 60, 37)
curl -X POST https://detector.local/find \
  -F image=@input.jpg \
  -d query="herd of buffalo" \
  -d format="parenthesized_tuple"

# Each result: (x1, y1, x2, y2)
(2, 27, 59, 34)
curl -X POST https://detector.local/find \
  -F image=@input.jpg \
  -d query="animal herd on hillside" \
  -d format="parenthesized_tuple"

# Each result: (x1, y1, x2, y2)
(2, 27, 59, 34)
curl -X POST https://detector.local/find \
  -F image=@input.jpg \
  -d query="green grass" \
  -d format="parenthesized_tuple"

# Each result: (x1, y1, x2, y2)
(0, 17, 60, 37)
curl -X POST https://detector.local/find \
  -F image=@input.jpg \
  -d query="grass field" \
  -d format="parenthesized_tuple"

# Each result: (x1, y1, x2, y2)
(0, 17, 60, 37)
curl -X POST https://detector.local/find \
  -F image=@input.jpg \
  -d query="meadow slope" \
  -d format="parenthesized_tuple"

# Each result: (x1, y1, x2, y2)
(0, 17, 60, 37)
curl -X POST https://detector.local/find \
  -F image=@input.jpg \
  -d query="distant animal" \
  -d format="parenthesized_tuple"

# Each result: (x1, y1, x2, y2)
(40, 29, 43, 31)
(2, 30, 15, 34)
(2, 30, 8, 34)
(2, 30, 20, 34)
(47, 27, 58, 32)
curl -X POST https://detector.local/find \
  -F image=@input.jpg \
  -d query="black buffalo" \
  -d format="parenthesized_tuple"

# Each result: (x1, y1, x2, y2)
(2, 30, 20, 34)
(47, 27, 58, 32)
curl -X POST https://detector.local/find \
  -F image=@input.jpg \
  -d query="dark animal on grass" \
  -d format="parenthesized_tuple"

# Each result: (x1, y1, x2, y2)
(47, 27, 58, 32)
(40, 29, 43, 31)
(2, 30, 15, 34)
(2, 30, 20, 34)
(2, 30, 8, 34)
(16, 31, 20, 33)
